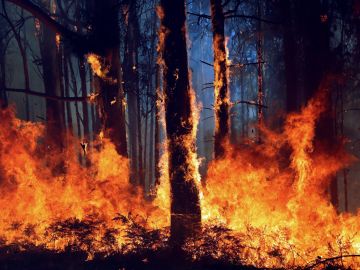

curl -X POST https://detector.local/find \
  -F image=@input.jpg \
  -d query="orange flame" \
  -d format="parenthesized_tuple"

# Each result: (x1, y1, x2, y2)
(0, 86, 359, 268)
(0, 108, 168, 257)
(199, 90, 360, 268)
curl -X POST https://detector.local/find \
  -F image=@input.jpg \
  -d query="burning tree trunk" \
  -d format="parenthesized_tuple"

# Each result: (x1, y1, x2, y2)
(154, 64, 161, 186)
(91, 0, 128, 157)
(159, 0, 201, 247)
(210, 0, 230, 158)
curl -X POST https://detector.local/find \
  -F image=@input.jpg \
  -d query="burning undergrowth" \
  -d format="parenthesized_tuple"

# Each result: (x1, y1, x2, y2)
(0, 90, 360, 269)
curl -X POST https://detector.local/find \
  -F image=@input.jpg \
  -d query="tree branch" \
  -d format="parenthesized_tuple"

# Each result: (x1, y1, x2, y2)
(5, 87, 92, 102)
(187, 11, 211, 19)
(4, 0, 83, 41)
(188, 11, 280, 24)
(232, 100, 268, 108)
(304, 254, 360, 270)
(200, 59, 266, 68)
(225, 14, 281, 24)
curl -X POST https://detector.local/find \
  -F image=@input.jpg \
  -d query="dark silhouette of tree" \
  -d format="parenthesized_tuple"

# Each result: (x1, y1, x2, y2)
(90, 0, 127, 156)
(159, 0, 201, 248)
(123, 0, 142, 184)
(37, 0, 66, 152)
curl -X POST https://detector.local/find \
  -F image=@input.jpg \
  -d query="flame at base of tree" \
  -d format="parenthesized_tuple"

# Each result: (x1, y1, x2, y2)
(0, 88, 359, 268)
(0, 108, 169, 257)
(198, 90, 360, 268)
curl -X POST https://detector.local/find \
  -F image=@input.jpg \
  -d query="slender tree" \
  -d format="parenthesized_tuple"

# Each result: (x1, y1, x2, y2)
(281, 0, 298, 113)
(38, 0, 65, 152)
(256, 0, 264, 131)
(0, 10, 8, 107)
(210, 0, 230, 158)
(123, 0, 142, 184)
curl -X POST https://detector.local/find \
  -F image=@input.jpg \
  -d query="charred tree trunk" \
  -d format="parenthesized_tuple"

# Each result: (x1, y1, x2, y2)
(124, 0, 142, 185)
(79, 58, 90, 140)
(281, 0, 298, 113)
(210, 0, 230, 158)
(63, 52, 73, 133)
(38, 1, 65, 152)
(159, 0, 201, 248)
(68, 58, 82, 139)
(295, 0, 338, 208)
(92, 0, 127, 157)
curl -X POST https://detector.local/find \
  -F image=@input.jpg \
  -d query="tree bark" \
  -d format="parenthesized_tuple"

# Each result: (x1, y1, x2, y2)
(210, 0, 230, 158)
(159, 0, 201, 248)
(79, 58, 90, 139)
(295, 0, 338, 208)
(154, 64, 161, 186)
(281, 0, 298, 113)
(63, 51, 73, 133)
(38, 0, 65, 151)
(92, 0, 128, 157)
(256, 0, 264, 134)
(124, 0, 142, 185)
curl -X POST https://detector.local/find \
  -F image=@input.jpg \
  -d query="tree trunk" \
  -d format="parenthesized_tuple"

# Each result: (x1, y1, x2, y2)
(281, 0, 298, 113)
(154, 64, 161, 186)
(0, 34, 7, 108)
(92, 0, 127, 157)
(79, 58, 90, 140)
(38, 0, 65, 151)
(68, 58, 82, 140)
(63, 51, 73, 133)
(210, 0, 230, 158)
(124, 0, 142, 185)
(159, 0, 201, 248)
(256, 0, 264, 133)
(295, 0, 338, 208)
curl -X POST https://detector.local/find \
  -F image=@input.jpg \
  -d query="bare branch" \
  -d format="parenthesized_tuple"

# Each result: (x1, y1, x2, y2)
(225, 14, 281, 25)
(200, 59, 266, 68)
(188, 11, 280, 24)
(304, 254, 360, 270)
(229, 61, 265, 68)
(232, 100, 268, 108)
(200, 60, 213, 67)
(5, 87, 92, 102)
(187, 11, 211, 19)
(4, 0, 83, 41)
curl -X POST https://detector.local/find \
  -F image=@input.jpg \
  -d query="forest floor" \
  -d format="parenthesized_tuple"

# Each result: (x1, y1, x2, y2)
(0, 246, 261, 270)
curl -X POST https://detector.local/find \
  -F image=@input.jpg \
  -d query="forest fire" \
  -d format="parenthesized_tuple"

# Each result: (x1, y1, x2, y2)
(1, 89, 360, 268)
(1, 0, 360, 269)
